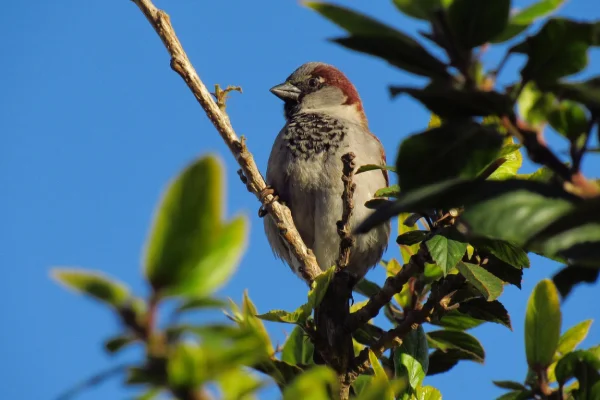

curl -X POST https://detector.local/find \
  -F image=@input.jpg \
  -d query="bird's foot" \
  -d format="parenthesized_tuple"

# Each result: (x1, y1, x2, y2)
(258, 185, 279, 218)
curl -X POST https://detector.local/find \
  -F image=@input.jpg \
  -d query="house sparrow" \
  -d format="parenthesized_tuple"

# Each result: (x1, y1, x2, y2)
(263, 62, 391, 365)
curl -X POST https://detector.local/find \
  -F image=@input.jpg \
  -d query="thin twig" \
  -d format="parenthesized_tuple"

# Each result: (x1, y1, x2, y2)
(345, 245, 430, 332)
(128, 0, 320, 284)
(54, 364, 128, 400)
(336, 152, 357, 270)
(571, 113, 598, 173)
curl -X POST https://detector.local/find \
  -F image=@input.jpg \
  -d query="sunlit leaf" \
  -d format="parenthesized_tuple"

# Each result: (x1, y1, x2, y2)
(525, 279, 562, 368)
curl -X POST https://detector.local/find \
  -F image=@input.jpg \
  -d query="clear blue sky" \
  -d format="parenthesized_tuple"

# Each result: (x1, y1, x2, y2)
(2, 1, 599, 399)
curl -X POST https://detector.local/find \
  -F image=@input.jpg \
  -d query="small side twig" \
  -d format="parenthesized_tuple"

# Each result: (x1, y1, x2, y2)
(571, 113, 598, 173)
(336, 152, 357, 270)
(346, 244, 430, 332)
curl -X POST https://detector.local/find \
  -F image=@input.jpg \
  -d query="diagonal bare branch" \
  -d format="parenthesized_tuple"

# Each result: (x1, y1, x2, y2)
(129, 0, 321, 284)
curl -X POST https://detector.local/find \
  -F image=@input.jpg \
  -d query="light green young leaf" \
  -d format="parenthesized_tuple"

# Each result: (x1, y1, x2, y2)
(525, 279, 562, 368)
(557, 319, 593, 355)
(168, 342, 205, 390)
(282, 366, 338, 400)
(52, 268, 130, 308)
(456, 262, 504, 301)
(415, 385, 442, 400)
(144, 155, 248, 298)
(282, 326, 315, 366)
(176, 297, 227, 313)
(218, 368, 263, 400)
(369, 350, 394, 400)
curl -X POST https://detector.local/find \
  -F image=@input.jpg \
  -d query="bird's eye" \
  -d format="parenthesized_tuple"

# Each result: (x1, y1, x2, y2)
(308, 78, 319, 88)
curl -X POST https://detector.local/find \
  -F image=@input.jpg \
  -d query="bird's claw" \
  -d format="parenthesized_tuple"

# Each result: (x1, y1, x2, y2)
(258, 186, 279, 218)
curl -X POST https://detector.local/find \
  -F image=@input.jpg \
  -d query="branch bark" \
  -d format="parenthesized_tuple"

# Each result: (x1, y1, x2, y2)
(129, 0, 321, 284)
(336, 152, 357, 270)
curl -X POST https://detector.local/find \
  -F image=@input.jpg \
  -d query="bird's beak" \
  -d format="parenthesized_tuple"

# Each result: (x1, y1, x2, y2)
(270, 82, 301, 101)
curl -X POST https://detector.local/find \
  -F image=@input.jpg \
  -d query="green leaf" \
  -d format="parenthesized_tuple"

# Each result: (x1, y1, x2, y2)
(218, 369, 263, 400)
(548, 101, 589, 141)
(493, 381, 527, 391)
(472, 238, 530, 268)
(354, 278, 382, 298)
(51, 269, 130, 308)
(352, 375, 373, 396)
(459, 181, 577, 246)
(447, 0, 510, 48)
(332, 35, 450, 79)
(375, 185, 401, 198)
(167, 342, 204, 390)
(430, 309, 484, 331)
(282, 326, 315, 366)
(457, 262, 504, 301)
(525, 279, 562, 368)
(398, 213, 422, 265)
(252, 359, 304, 387)
(306, 3, 449, 79)
(459, 298, 512, 329)
(481, 255, 523, 289)
(540, 76, 600, 112)
(427, 348, 483, 376)
(282, 366, 338, 400)
(495, 390, 533, 400)
(394, 326, 429, 391)
(104, 334, 137, 354)
(307, 266, 336, 312)
(517, 82, 556, 129)
(415, 385, 442, 400)
(426, 330, 485, 362)
(369, 350, 394, 400)
(176, 297, 227, 313)
(492, 0, 566, 43)
(426, 228, 468, 276)
(238, 292, 275, 356)
(533, 223, 600, 265)
(557, 320, 593, 355)
(554, 350, 600, 385)
(512, 19, 596, 83)
(397, 230, 429, 246)
(396, 122, 504, 192)
(144, 155, 248, 297)
(356, 164, 397, 174)
(392, 0, 444, 20)
(553, 265, 600, 299)
(390, 86, 513, 117)
(487, 139, 523, 181)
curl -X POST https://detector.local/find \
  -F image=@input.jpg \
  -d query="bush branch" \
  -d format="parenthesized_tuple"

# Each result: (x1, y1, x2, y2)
(346, 245, 430, 332)
(336, 152, 357, 270)
(128, 0, 320, 284)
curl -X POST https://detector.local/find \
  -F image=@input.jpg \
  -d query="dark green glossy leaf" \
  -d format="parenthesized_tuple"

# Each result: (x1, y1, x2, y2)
(458, 298, 512, 330)
(493, 381, 527, 391)
(354, 278, 382, 298)
(390, 86, 513, 117)
(396, 122, 504, 192)
(427, 348, 483, 376)
(525, 279, 562, 368)
(394, 326, 429, 391)
(429, 309, 484, 331)
(457, 262, 504, 300)
(332, 35, 450, 79)
(554, 350, 600, 385)
(548, 101, 589, 140)
(52, 269, 130, 308)
(426, 228, 468, 275)
(392, 0, 444, 20)
(426, 330, 485, 362)
(492, 0, 566, 43)
(282, 326, 314, 366)
(557, 320, 593, 355)
(540, 76, 600, 112)
(472, 238, 530, 268)
(512, 19, 597, 83)
(104, 334, 137, 354)
(553, 265, 600, 299)
(481, 255, 524, 289)
(397, 230, 429, 246)
(495, 390, 533, 400)
(144, 155, 248, 297)
(252, 359, 304, 387)
(448, 0, 510, 48)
